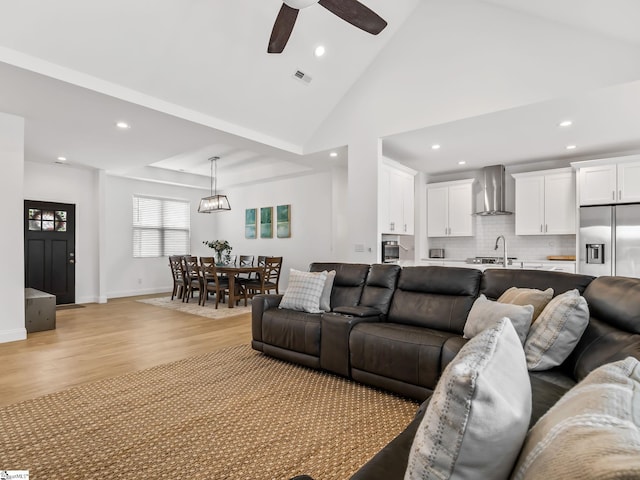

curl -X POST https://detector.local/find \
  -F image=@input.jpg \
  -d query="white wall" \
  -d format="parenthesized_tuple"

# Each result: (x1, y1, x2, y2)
(104, 174, 214, 298)
(0, 113, 26, 343)
(330, 166, 350, 261)
(24, 161, 100, 303)
(215, 170, 342, 289)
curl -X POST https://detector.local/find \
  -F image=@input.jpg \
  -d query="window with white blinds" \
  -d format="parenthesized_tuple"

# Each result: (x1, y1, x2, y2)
(132, 195, 190, 258)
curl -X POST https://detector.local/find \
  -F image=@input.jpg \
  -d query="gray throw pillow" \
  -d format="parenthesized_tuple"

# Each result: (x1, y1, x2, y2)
(464, 294, 534, 345)
(319, 270, 336, 312)
(405, 318, 532, 480)
(498, 286, 554, 322)
(512, 356, 640, 479)
(524, 289, 589, 371)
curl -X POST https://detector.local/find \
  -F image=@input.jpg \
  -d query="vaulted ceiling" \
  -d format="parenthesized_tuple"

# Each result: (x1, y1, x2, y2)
(1, 0, 640, 187)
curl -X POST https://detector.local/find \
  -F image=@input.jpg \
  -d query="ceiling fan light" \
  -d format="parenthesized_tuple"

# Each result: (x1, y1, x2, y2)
(284, 0, 319, 9)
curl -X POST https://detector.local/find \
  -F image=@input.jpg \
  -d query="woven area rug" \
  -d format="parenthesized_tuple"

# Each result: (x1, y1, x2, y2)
(138, 296, 252, 319)
(0, 344, 419, 479)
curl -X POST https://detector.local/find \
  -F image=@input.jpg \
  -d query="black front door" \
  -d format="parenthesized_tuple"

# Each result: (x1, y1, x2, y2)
(24, 200, 76, 305)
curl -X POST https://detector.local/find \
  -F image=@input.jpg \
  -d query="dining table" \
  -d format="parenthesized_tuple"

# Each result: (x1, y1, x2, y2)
(215, 265, 264, 308)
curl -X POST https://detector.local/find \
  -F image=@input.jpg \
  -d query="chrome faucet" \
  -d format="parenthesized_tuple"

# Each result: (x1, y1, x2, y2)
(495, 235, 507, 268)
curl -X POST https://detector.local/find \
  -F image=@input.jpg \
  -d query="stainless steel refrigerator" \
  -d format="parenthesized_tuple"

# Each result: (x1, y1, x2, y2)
(579, 204, 640, 278)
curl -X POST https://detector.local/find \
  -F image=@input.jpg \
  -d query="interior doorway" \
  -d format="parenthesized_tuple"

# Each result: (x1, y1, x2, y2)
(24, 200, 76, 304)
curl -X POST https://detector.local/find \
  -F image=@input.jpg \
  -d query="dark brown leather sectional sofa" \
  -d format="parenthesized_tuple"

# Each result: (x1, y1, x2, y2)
(252, 263, 640, 479)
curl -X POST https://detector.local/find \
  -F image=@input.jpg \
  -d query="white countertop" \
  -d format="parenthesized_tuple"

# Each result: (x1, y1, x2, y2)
(409, 258, 577, 271)
(418, 258, 576, 264)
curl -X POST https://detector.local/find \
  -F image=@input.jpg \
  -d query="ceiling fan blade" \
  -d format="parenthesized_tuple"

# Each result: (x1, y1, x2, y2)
(318, 0, 387, 35)
(268, 4, 299, 53)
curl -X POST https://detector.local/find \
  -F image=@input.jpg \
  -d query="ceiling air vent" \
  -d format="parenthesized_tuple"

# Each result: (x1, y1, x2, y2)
(293, 70, 312, 85)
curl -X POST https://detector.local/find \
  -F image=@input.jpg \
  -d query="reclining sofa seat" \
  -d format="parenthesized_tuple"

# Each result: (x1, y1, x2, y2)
(349, 266, 483, 400)
(320, 263, 402, 376)
(252, 263, 401, 370)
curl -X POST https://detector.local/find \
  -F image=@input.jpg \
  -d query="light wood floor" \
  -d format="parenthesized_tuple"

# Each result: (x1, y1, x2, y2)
(0, 294, 251, 407)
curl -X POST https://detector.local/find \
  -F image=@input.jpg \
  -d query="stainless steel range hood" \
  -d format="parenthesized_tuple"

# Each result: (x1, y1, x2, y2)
(475, 165, 513, 216)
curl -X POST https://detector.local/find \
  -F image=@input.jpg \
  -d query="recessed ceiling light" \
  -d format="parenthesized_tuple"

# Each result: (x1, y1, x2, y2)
(431, 144, 441, 150)
(116, 121, 130, 129)
(56, 156, 67, 162)
(314, 45, 326, 57)
(559, 120, 573, 127)
(329, 151, 338, 157)
(458, 161, 466, 165)
(566, 145, 577, 150)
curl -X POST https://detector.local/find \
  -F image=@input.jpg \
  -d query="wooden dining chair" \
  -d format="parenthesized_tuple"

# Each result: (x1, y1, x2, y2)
(251, 256, 267, 282)
(168, 255, 186, 301)
(181, 256, 203, 303)
(200, 257, 230, 308)
(239, 255, 254, 267)
(242, 256, 283, 297)
(238, 255, 255, 280)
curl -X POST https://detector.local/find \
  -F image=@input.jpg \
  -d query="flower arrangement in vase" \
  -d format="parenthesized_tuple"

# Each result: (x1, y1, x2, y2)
(203, 239, 232, 265)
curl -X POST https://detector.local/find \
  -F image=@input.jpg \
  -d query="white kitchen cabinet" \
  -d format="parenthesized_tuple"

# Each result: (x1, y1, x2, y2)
(401, 173, 415, 234)
(617, 161, 640, 203)
(426, 185, 448, 237)
(427, 179, 474, 237)
(576, 156, 640, 205)
(381, 164, 415, 234)
(513, 168, 575, 235)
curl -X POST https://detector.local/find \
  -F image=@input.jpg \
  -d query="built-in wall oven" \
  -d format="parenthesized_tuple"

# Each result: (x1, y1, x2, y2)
(382, 241, 400, 263)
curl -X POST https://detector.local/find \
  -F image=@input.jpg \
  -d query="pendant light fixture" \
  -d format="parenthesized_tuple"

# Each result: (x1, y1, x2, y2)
(198, 156, 231, 213)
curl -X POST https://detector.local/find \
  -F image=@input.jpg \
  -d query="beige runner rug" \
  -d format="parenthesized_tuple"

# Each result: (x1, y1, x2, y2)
(0, 344, 418, 479)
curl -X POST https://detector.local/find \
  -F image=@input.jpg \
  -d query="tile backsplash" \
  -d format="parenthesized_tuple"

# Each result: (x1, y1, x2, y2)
(427, 215, 576, 260)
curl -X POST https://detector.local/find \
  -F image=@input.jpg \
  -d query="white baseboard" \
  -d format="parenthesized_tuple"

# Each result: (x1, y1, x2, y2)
(75, 295, 100, 305)
(0, 327, 27, 344)
(107, 286, 172, 299)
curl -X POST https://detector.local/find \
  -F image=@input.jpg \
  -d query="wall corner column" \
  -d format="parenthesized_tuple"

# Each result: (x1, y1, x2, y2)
(97, 169, 108, 303)
(0, 112, 26, 343)
(345, 137, 381, 263)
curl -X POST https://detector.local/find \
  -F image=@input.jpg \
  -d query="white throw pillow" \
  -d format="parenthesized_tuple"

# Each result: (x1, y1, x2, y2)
(319, 270, 336, 313)
(524, 289, 589, 371)
(512, 356, 640, 480)
(278, 269, 327, 314)
(405, 318, 532, 480)
(464, 294, 534, 345)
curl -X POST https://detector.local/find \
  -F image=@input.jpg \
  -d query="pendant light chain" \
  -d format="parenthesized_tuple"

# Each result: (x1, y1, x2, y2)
(198, 155, 230, 213)
(213, 157, 218, 196)
(209, 158, 218, 196)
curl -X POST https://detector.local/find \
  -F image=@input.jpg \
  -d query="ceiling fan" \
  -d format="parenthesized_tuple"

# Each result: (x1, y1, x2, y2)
(268, 0, 388, 54)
